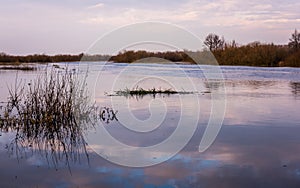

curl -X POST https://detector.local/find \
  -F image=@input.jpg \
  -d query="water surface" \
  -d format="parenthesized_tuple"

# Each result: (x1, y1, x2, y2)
(0, 63, 300, 187)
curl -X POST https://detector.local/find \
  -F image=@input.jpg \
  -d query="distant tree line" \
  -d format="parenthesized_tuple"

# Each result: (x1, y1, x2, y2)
(0, 30, 299, 67)
(110, 50, 193, 63)
(111, 30, 300, 67)
(0, 53, 110, 63)
(212, 42, 288, 67)
(204, 30, 300, 67)
(0, 53, 84, 63)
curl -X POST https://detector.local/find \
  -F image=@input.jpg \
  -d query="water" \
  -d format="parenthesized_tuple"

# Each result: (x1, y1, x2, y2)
(0, 62, 300, 187)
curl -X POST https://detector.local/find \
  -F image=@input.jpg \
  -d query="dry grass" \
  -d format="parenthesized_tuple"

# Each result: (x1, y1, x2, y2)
(0, 68, 96, 169)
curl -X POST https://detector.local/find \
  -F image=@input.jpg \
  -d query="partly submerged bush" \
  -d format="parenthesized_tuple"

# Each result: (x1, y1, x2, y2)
(111, 86, 195, 99)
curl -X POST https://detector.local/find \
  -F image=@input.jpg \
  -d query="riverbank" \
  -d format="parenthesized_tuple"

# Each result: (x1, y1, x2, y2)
(0, 48, 299, 67)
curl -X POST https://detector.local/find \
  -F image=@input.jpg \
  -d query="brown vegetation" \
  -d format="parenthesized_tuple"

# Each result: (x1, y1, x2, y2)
(0, 53, 110, 63)
(110, 30, 300, 67)
(0, 30, 299, 67)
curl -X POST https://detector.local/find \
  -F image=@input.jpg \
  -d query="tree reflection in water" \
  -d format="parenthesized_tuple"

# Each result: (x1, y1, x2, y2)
(290, 82, 300, 98)
(204, 80, 222, 91)
(0, 69, 98, 170)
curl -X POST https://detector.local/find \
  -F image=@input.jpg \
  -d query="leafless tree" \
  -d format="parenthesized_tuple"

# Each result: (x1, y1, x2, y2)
(204, 34, 225, 51)
(288, 29, 300, 51)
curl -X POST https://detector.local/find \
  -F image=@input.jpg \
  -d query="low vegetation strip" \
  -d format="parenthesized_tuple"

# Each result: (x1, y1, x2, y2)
(0, 66, 37, 71)
(109, 87, 196, 97)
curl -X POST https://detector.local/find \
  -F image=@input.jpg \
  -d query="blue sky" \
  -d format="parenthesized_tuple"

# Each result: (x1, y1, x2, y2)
(0, 0, 299, 54)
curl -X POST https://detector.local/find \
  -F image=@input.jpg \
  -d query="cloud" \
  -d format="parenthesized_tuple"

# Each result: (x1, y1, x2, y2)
(1, 0, 300, 54)
(79, 0, 300, 30)
(88, 3, 105, 9)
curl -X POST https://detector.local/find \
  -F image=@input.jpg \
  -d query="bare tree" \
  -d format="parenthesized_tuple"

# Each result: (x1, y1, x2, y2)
(288, 29, 300, 51)
(204, 34, 225, 51)
(225, 40, 237, 48)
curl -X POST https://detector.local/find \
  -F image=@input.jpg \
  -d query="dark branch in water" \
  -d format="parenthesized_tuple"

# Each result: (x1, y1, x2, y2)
(99, 107, 118, 124)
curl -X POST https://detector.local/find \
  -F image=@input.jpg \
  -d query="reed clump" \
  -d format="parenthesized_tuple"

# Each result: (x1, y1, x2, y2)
(0, 68, 96, 168)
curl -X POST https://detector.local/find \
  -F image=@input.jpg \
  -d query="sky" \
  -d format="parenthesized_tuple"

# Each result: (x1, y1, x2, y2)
(0, 0, 299, 55)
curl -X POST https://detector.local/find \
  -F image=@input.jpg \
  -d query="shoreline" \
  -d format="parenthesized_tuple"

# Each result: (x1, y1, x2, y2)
(0, 61, 299, 68)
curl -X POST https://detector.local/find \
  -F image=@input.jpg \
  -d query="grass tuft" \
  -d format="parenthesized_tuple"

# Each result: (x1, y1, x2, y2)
(0, 68, 96, 169)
